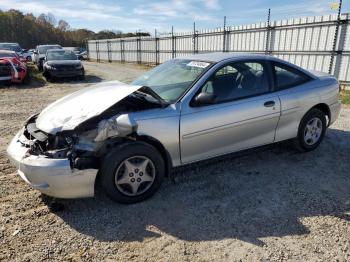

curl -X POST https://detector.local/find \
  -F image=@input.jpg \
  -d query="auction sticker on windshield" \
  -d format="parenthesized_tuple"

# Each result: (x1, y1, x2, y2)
(186, 61, 210, 68)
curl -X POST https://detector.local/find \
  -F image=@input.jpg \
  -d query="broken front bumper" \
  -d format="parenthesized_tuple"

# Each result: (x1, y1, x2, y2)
(6, 129, 98, 199)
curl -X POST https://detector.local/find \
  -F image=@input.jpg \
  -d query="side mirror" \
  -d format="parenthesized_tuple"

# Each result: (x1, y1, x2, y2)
(33, 50, 38, 54)
(192, 92, 216, 106)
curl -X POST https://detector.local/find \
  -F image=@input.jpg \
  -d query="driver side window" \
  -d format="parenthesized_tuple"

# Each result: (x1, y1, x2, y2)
(200, 61, 270, 104)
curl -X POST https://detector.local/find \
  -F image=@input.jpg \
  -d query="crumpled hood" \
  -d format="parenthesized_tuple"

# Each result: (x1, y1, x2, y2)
(36, 80, 141, 134)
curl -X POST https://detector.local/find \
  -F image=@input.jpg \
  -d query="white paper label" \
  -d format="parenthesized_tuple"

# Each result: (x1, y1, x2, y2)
(186, 61, 210, 68)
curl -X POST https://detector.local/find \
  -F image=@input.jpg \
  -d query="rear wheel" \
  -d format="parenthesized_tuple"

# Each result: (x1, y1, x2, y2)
(294, 108, 326, 152)
(100, 142, 165, 204)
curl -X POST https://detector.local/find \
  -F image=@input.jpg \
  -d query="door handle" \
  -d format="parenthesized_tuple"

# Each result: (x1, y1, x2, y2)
(264, 101, 275, 107)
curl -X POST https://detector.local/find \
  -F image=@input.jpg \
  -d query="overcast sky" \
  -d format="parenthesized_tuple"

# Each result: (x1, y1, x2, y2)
(0, 0, 349, 34)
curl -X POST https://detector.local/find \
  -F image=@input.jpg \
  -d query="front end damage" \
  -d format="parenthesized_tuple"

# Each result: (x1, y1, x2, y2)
(7, 84, 164, 198)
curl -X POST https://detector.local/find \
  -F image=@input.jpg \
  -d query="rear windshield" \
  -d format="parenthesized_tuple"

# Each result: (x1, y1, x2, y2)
(0, 43, 21, 52)
(38, 45, 62, 54)
(47, 50, 77, 61)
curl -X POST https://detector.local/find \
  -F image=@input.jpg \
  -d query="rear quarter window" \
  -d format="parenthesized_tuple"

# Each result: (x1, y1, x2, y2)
(273, 62, 311, 90)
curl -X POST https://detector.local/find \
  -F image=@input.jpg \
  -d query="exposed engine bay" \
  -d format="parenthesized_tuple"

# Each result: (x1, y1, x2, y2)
(21, 91, 163, 171)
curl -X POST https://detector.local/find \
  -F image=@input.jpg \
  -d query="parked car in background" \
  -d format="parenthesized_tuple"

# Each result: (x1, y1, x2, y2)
(0, 50, 28, 84)
(64, 47, 86, 60)
(43, 49, 84, 81)
(0, 58, 12, 85)
(0, 42, 22, 54)
(79, 50, 88, 60)
(21, 49, 34, 62)
(0, 42, 28, 63)
(34, 44, 62, 70)
(7, 53, 341, 203)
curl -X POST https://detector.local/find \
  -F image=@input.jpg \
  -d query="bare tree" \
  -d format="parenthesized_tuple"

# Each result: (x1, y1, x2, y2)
(36, 13, 56, 26)
(58, 19, 70, 31)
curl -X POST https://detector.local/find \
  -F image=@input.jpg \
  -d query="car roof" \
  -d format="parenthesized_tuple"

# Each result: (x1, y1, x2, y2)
(181, 52, 276, 62)
(180, 52, 317, 78)
(0, 42, 20, 45)
(0, 49, 16, 54)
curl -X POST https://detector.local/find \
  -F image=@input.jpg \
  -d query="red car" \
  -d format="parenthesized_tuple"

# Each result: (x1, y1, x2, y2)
(0, 50, 28, 84)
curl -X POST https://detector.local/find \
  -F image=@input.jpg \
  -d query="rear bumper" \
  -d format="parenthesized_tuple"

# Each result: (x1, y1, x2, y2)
(329, 100, 341, 126)
(6, 129, 98, 199)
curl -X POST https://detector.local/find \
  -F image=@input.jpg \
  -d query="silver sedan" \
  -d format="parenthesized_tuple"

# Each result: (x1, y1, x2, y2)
(7, 53, 341, 203)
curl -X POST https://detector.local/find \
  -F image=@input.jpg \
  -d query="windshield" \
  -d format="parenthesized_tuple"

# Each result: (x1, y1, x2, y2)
(38, 45, 62, 54)
(132, 59, 211, 102)
(0, 43, 21, 52)
(0, 52, 16, 58)
(47, 50, 77, 61)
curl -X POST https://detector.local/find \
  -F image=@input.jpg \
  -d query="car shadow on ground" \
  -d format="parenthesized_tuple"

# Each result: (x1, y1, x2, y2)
(47, 128, 350, 246)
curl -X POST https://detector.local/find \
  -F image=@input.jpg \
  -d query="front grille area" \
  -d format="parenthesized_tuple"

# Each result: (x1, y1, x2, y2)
(0, 63, 11, 77)
(55, 65, 78, 71)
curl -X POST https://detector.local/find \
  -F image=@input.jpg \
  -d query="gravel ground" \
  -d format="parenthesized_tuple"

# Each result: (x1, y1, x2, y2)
(1, 61, 350, 261)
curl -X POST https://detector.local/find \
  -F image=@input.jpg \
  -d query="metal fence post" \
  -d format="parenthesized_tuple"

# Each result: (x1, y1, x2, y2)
(121, 40, 125, 62)
(265, 8, 271, 55)
(107, 40, 111, 62)
(155, 37, 159, 65)
(193, 22, 199, 54)
(96, 41, 100, 62)
(172, 26, 176, 58)
(138, 37, 142, 64)
(329, 0, 343, 74)
(223, 16, 227, 52)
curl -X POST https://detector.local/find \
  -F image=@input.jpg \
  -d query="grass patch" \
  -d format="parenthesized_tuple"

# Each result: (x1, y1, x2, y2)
(340, 90, 350, 105)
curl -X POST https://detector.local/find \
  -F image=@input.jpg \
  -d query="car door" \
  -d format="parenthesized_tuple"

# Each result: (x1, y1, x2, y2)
(179, 60, 281, 164)
(270, 61, 315, 142)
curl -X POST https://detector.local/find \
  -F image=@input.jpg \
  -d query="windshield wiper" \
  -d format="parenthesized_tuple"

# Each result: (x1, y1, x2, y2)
(137, 86, 169, 107)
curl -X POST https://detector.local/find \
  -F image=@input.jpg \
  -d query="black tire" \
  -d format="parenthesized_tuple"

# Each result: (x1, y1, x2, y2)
(44, 72, 54, 82)
(294, 108, 327, 152)
(100, 142, 165, 204)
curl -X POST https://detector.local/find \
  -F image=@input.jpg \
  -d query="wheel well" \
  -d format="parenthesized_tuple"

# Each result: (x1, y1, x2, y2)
(135, 135, 172, 176)
(94, 136, 172, 190)
(311, 103, 331, 125)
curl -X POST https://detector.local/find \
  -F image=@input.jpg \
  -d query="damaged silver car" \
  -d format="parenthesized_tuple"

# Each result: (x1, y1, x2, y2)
(7, 53, 341, 203)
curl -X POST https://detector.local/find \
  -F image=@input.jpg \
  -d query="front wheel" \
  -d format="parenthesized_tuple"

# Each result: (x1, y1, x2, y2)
(294, 108, 326, 152)
(100, 142, 165, 204)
